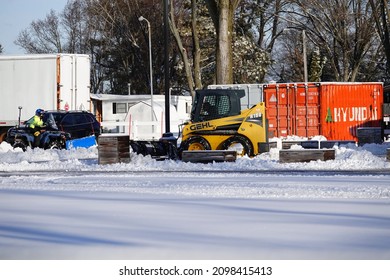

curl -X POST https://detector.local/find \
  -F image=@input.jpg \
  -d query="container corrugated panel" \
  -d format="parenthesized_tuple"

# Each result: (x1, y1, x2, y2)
(264, 83, 320, 138)
(319, 82, 383, 141)
(264, 82, 383, 141)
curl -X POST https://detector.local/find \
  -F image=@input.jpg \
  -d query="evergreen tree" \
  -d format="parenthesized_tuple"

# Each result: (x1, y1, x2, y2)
(308, 48, 327, 82)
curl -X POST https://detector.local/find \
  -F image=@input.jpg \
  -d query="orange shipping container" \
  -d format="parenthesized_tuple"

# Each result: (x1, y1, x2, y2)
(264, 82, 383, 141)
(320, 83, 382, 140)
(264, 83, 320, 138)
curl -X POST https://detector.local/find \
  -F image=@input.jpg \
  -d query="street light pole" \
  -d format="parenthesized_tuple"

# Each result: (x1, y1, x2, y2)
(163, 0, 170, 134)
(139, 16, 154, 129)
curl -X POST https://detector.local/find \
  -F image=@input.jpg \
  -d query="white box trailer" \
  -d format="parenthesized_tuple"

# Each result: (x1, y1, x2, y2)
(0, 54, 91, 142)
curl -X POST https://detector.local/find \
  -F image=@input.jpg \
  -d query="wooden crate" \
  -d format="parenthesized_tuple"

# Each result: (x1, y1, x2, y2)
(98, 135, 130, 164)
(279, 149, 335, 163)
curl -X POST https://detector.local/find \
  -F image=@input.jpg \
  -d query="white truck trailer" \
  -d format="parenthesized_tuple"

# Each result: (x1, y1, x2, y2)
(0, 54, 91, 142)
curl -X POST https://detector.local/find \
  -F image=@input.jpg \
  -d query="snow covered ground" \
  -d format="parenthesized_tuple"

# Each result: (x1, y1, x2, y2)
(0, 140, 390, 260)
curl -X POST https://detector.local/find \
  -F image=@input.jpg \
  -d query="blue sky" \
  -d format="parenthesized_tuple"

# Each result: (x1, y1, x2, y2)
(0, 0, 68, 54)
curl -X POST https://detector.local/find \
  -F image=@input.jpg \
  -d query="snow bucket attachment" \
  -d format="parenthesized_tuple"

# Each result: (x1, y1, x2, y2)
(129, 133, 179, 160)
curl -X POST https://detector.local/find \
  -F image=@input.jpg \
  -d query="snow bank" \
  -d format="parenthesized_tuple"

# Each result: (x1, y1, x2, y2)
(0, 140, 389, 172)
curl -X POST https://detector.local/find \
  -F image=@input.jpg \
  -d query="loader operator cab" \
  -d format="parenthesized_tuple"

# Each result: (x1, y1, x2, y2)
(191, 89, 245, 122)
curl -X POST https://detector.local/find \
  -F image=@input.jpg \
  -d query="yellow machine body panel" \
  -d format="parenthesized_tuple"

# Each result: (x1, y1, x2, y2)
(181, 100, 268, 156)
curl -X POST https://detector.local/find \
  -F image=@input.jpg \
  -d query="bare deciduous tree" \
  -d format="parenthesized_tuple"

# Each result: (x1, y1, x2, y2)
(62, 0, 90, 53)
(14, 0, 388, 94)
(15, 10, 63, 53)
(192, 0, 203, 89)
(290, 0, 378, 82)
(369, 0, 390, 81)
(169, 1, 195, 97)
(234, 0, 288, 83)
(205, 0, 241, 84)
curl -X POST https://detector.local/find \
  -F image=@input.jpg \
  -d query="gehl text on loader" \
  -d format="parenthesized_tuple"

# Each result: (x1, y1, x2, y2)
(130, 88, 271, 161)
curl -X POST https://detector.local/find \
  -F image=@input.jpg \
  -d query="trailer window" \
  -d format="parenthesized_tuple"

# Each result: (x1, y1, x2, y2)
(113, 103, 127, 114)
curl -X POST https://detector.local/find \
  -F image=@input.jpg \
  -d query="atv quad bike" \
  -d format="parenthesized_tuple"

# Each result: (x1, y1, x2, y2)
(5, 113, 70, 151)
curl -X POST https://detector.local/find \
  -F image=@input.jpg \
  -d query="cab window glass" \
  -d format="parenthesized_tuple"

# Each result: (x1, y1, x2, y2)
(199, 95, 231, 121)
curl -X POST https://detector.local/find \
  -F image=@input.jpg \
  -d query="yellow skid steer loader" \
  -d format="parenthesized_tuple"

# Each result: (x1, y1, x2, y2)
(180, 89, 270, 157)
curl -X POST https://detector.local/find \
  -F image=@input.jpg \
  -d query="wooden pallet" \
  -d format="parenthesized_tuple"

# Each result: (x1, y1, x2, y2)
(181, 150, 237, 163)
(282, 140, 355, 149)
(279, 149, 335, 163)
(98, 135, 130, 164)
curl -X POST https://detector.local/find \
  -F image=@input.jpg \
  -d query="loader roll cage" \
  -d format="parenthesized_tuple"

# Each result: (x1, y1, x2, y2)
(191, 89, 245, 123)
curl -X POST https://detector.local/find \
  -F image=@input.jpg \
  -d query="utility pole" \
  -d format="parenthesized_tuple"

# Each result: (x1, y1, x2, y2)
(164, 0, 170, 133)
(302, 30, 308, 83)
(284, 28, 308, 82)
